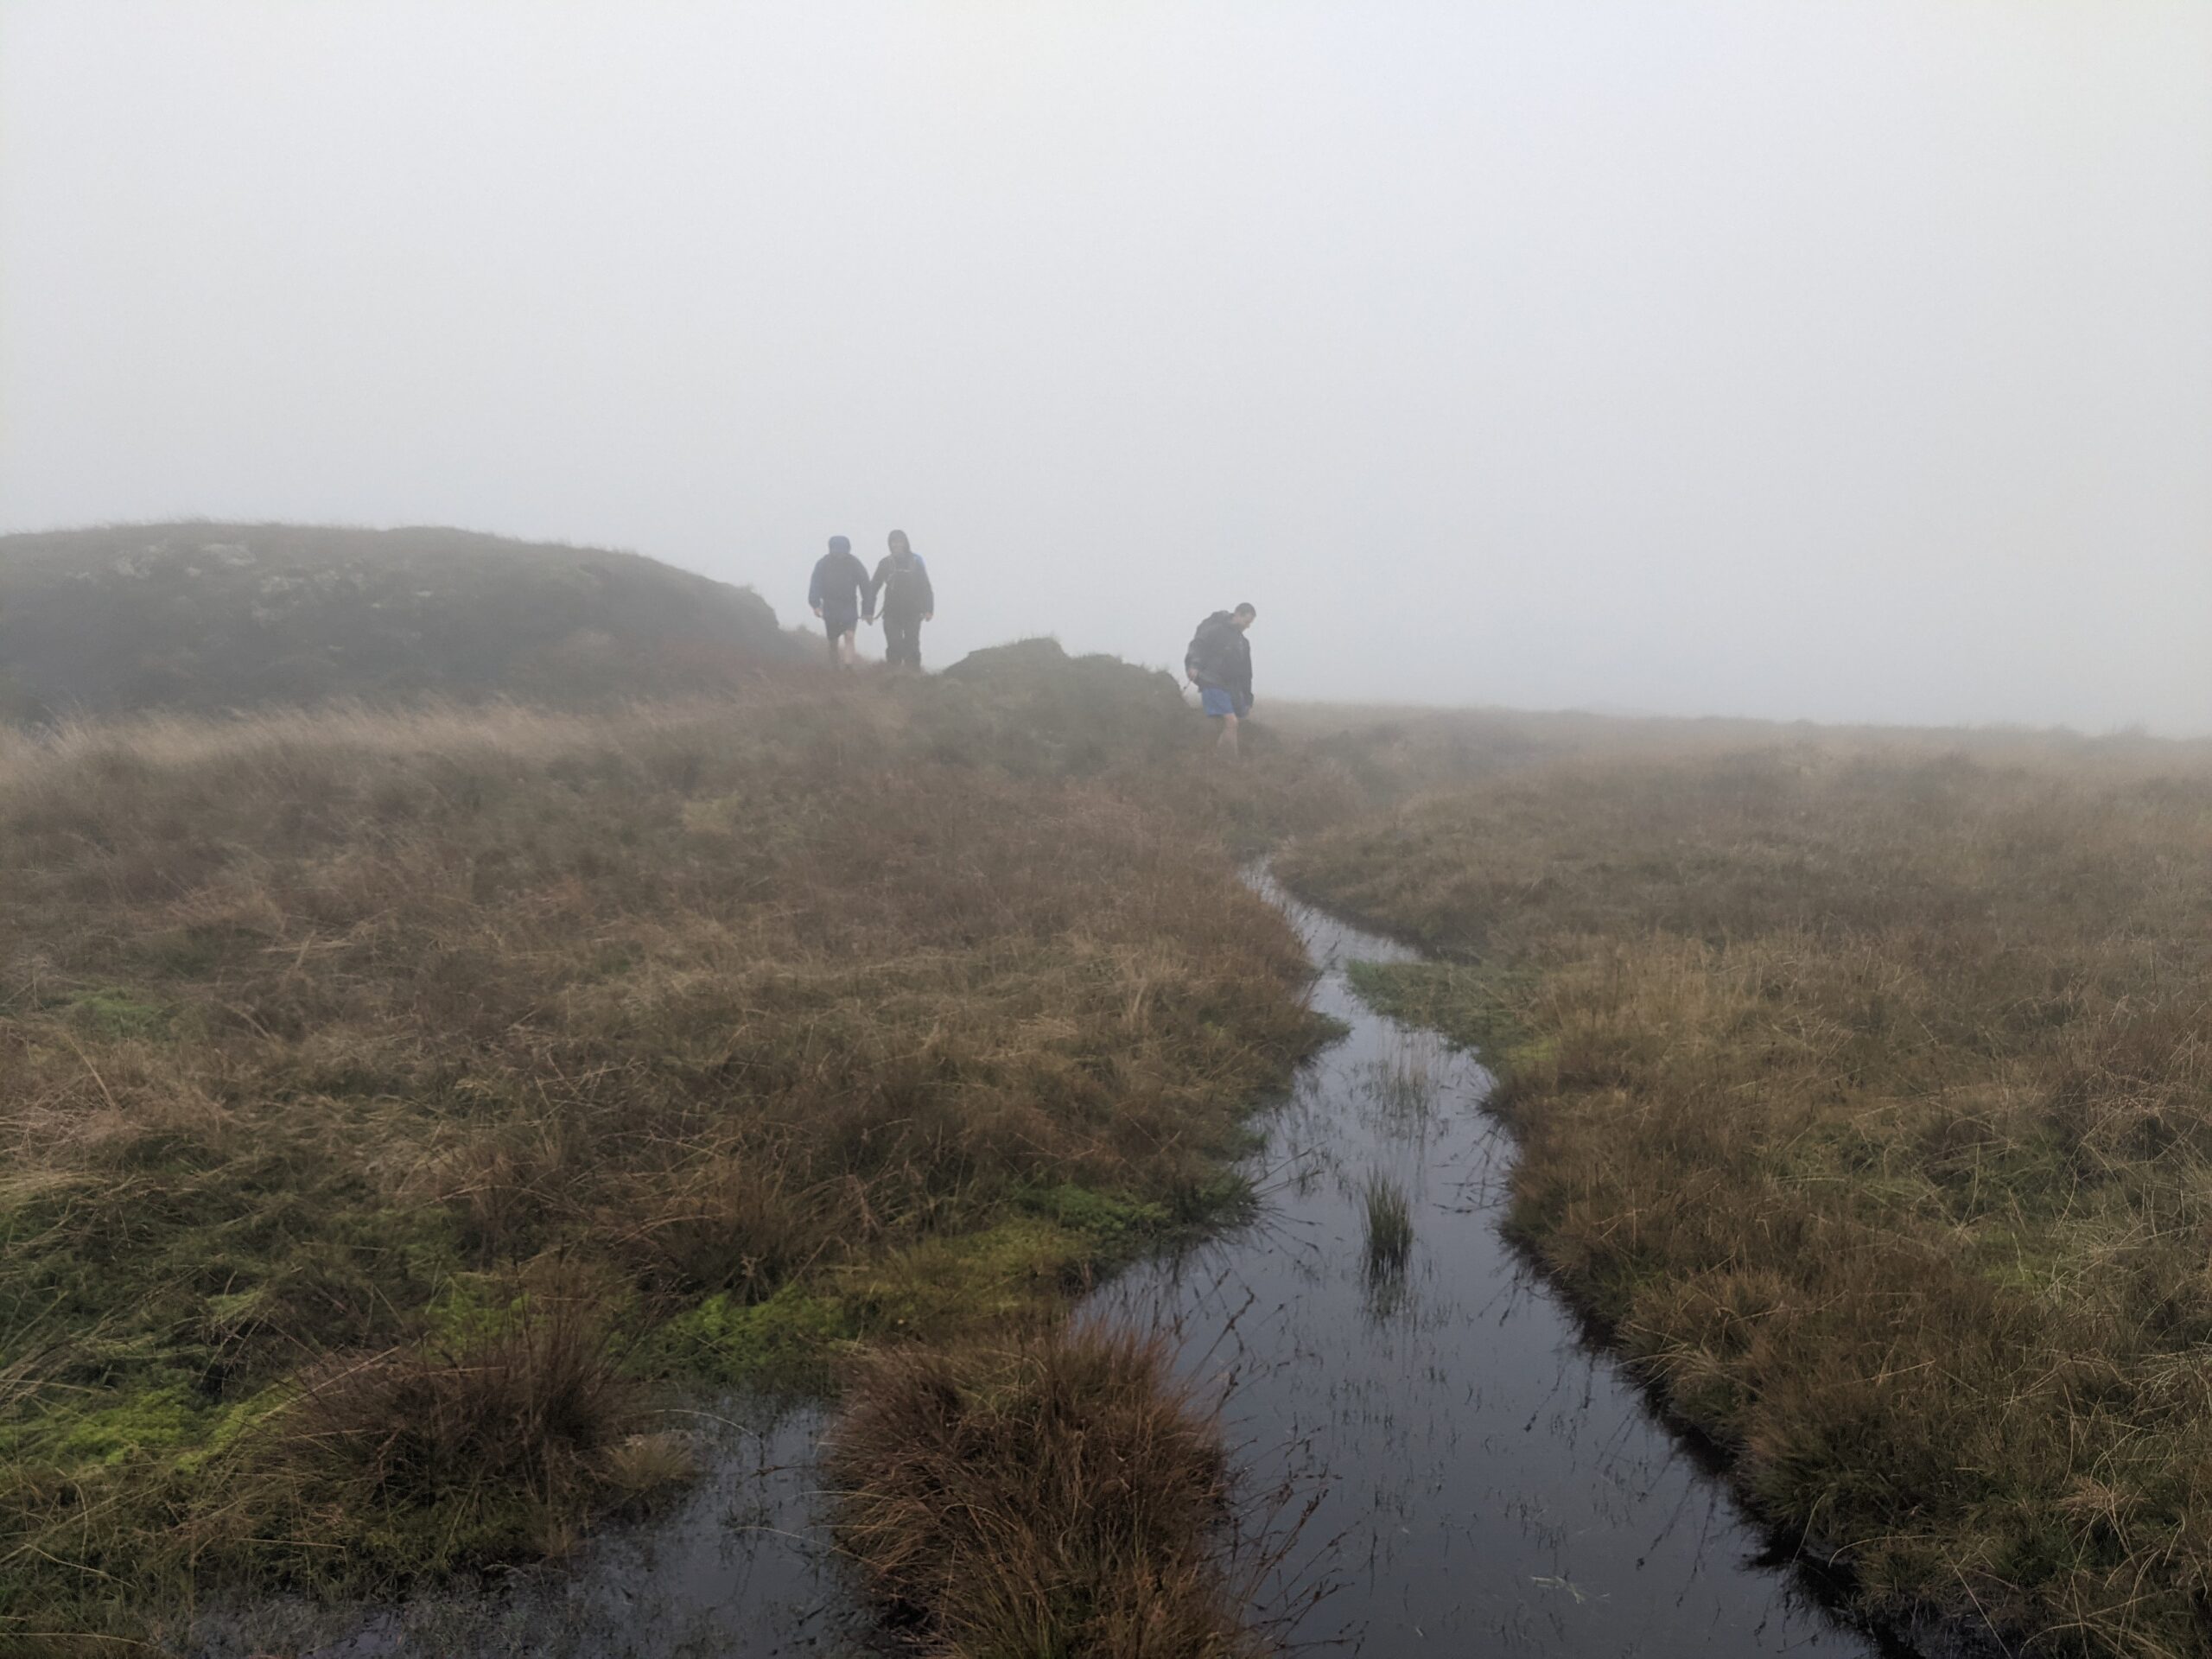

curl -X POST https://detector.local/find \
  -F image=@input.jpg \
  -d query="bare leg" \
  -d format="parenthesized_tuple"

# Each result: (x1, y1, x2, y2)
(837, 628, 856, 668)
(1217, 712, 1240, 760)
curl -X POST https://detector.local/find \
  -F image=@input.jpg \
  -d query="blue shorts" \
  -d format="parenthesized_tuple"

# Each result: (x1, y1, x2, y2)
(1200, 686, 1245, 718)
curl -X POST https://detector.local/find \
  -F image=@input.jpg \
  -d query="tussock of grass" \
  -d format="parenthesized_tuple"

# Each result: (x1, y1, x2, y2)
(828, 1323, 1262, 1659)
(272, 1289, 645, 1564)
(1284, 744, 2212, 1653)
(1352, 1043, 1440, 1129)
(1358, 1172, 1414, 1281)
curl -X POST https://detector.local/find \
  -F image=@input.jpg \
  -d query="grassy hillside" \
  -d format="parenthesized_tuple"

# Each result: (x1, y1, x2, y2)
(0, 523, 804, 718)
(1281, 739, 2212, 1656)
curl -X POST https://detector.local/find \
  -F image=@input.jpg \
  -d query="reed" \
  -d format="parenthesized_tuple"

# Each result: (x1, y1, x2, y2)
(1359, 1171, 1414, 1279)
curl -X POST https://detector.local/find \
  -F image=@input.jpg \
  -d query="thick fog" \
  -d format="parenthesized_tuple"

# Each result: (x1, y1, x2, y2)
(4, 3, 2208, 732)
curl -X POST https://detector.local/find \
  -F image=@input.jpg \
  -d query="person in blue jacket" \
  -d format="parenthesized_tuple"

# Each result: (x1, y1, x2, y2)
(809, 535, 871, 668)
(1183, 602, 1256, 758)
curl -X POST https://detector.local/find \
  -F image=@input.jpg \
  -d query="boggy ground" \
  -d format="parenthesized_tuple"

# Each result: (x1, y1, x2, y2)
(22, 662, 2196, 1659)
(1, 646, 1389, 1655)
(1279, 738, 2212, 1658)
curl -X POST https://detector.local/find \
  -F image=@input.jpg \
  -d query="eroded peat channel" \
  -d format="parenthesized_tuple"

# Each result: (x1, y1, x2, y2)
(207, 876, 1900, 1659)
(1079, 877, 1902, 1657)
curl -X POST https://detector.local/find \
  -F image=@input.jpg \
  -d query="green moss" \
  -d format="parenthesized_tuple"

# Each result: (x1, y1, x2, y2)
(420, 1274, 529, 1345)
(1012, 1181, 1172, 1254)
(174, 1387, 288, 1473)
(18, 1370, 283, 1481)
(65, 986, 179, 1040)
(643, 1217, 1104, 1391)
(1345, 959, 1542, 1067)
(48, 1380, 206, 1467)
(647, 1282, 859, 1389)
(847, 1217, 1088, 1333)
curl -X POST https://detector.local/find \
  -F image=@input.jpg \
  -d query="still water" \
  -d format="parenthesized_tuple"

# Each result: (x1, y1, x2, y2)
(1079, 877, 1894, 1658)
(202, 879, 1906, 1658)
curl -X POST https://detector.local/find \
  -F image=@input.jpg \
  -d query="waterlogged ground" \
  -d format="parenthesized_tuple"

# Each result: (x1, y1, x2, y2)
(1083, 878, 1897, 1657)
(193, 1405, 870, 1659)
(199, 878, 1902, 1659)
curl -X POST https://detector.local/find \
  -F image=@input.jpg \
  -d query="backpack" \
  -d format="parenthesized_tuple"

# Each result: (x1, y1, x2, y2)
(881, 552, 931, 613)
(1185, 613, 1239, 685)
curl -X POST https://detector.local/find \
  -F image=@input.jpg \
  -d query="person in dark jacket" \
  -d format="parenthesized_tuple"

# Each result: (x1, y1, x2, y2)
(868, 530, 934, 671)
(1184, 602, 1256, 758)
(808, 535, 872, 668)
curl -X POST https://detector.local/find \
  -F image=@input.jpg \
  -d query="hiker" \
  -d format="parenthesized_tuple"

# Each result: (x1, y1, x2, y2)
(809, 534, 872, 668)
(1184, 602, 1256, 758)
(868, 530, 934, 671)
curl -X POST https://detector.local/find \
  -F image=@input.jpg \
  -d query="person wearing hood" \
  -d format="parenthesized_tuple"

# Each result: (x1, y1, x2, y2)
(809, 534, 871, 668)
(868, 530, 935, 670)
(1184, 602, 1256, 758)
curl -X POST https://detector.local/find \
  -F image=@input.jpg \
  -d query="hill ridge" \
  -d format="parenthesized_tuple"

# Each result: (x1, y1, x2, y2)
(0, 520, 805, 717)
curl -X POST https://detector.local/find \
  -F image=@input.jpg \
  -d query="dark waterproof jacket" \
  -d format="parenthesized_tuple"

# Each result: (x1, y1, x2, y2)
(809, 548, 873, 626)
(1184, 612, 1252, 706)
(870, 551, 934, 620)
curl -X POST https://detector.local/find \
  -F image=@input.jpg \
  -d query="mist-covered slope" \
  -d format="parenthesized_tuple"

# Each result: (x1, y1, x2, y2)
(0, 523, 805, 717)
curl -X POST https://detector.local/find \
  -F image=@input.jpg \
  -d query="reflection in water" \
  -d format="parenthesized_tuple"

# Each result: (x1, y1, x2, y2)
(197, 876, 1903, 1658)
(193, 1407, 872, 1659)
(1080, 877, 1895, 1658)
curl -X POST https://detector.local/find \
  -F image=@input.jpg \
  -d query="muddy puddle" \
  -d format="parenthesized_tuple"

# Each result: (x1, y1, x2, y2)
(193, 1402, 870, 1659)
(199, 876, 1906, 1659)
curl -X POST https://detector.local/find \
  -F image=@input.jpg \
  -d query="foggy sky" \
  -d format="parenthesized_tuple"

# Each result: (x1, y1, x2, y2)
(5, 3, 2208, 732)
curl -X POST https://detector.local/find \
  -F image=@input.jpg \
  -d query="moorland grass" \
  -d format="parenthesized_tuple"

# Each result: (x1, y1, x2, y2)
(829, 1322, 1264, 1659)
(1281, 742, 2212, 1656)
(18, 662, 2164, 1655)
(0, 658, 1345, 1650)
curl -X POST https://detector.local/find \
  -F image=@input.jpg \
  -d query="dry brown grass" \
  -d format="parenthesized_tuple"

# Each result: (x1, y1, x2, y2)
(1284, 741, 2212, 1656)
(273, 1286, 668, 1560)
(829, 1322, 1262, 1659)
(22, 665, 2168, 1651)
(0, 660, 1332, 1645)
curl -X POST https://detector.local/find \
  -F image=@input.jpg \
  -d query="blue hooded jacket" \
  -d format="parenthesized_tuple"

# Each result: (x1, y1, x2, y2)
(809, 546, 872, 627)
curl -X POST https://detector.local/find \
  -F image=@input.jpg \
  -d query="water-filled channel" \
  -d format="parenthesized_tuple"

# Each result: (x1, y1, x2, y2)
(209, 877, 1904, 1658)
(1079, 874, 1894, 1657)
